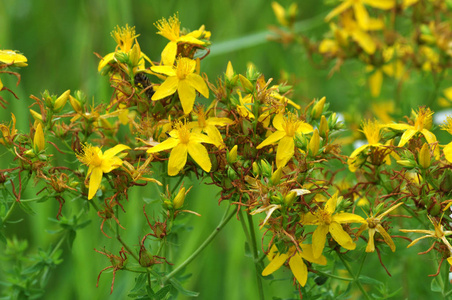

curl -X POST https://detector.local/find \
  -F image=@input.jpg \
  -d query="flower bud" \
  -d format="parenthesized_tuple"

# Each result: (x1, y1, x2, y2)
(173, 186, 188, 209)
(227, 167, 239, 180)
(260, 160, 272, 177)
(33, 123, 45, 152)
(54, 90, 70, 113)
(252, 161, 260, 176)
(311, 97, 326, 119)
(418, 143, 431, 169)
(225, 61, 235, 82)
(284, 191, 297, 206)
(309, 129, 320, 156)
(239, 74, 254, 93)
(397, 159, 415, 168)
(227, 145, 238, 164)
(29, 109, 43, 122)
(130, 43, 141, 68)
(69, 95, 82, 113)
(270, 167, 282, 185)
(319, 115, 328, 137)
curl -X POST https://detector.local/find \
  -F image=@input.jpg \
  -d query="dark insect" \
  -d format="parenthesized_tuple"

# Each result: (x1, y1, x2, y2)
(134, 72, 155, 99)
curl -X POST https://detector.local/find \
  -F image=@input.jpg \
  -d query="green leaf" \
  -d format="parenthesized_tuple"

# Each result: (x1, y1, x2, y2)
(153, 285, 171, 299)
(169, 278, 199, 297)
(431, 277, 442, 293)
(358, 275, 383, 287)
(129, 273, 147, 293)
(17, 201, 36, 215)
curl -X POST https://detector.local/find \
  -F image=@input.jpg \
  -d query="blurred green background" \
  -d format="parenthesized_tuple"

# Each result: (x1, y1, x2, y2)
(0, 0, 450, 299)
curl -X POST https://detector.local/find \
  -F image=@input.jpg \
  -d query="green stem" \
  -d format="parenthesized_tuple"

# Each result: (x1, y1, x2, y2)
(238, 209, 264, 300)
(338, 253, 372, 300)
(161, 205, 235, 284)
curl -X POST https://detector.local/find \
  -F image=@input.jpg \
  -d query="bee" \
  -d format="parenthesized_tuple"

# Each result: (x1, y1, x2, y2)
(134, 72, 155, 100)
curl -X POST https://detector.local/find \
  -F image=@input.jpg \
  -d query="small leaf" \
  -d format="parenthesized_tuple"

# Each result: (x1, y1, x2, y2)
(431, 277, 442, 293)
(153, 285, 172, 299)
(169, 278, 199, 297)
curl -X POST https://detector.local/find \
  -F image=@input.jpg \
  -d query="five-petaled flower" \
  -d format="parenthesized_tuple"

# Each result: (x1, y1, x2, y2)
(302, 192, 365, 258)
(151, 57, 209, 115)
(256, 113, 313, 168)
(154, 13, 209, 66)
(147, 121, 215, 176)
(355, 202, 403, 252)
(262, 243, 327, 286)
(77, 144, 130, 200)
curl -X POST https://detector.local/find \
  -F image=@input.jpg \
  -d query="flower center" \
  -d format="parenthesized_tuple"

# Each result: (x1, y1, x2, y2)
(77, 145, 103, 168)
(175, 122, 191, 144)
(414, 107, 433, 131)
(154, 14, 180, 42)
(176, 58, 195, 80)
(362, 120, 381, 144)
(317, 209, 332, 225)
(112, 25, 138, 53)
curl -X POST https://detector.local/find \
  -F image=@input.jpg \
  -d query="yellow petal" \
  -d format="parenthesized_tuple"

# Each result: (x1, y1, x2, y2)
(325, 0, 353, 22)
(329, 222, 356, 250)
(168, 143, 188, 176)
(299, 244, 327, 265)
(187, 73, 209, 98)
(366, 228, 376, 252)
(351, 30, 376, 55)
(152, 76, 178, 101)
(103, 144, 130, 159)
(353, 3, 370, 30)
(398, 128, 417, 146)
(88, 167, 103, 200)
(312, 224, 329, 258)
(276, 136, 294, 168)
(272, 114, 285, 131)
(444, 143, 452, 163)
(187, 142, 212, 172)
(147, 138, 179, 153)
(262, 251, 288, 276)
(161, 41, 178, 66)
(288, 253, 308, 286)
(364, 0, 395, 9)
(178, 79, 196, 114)
(325, 192, 338, 214)
(333, 212, 365, 224)
(256, 131, 286, 149)
(98, 52, 115, 72)
(376, 224, 396, 252)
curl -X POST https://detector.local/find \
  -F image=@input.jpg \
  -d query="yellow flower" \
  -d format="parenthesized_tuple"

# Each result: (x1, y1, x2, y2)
(400, 216, 452, 265)
(256, 113, 313, 168)
(0, 50, 28, 90)
(151, 57, 209, 115)
(325, 0, 395, 31)
(0, 50, 28, 67)
(262, 243, 327, 286)
(385, 107, 438, 157)
(441, 116, 452, 163)
(355, 202, 403, 252)
(348, 119, 391, 172)
(154, 14, 209, 66)
(0, 113, 17, 145)
(98, 25, 151, 73)
(302, 192, 365, 258)
(77, 144, 130, 200)
(147, 121, 214, 176)
(188, 106, 234, 148)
